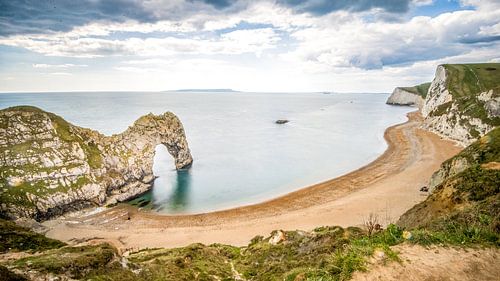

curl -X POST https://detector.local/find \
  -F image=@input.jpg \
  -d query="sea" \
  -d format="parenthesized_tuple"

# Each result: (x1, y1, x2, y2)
(0, 91, 413, 214)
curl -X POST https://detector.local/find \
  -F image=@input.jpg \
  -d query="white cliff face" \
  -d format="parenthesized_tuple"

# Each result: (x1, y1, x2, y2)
(386, 88, 424, 108)
(478, 90, 500, 118)
(422, 66, 452, 117)
(0, 106, 193, 220)
(421, 65, 496, 146)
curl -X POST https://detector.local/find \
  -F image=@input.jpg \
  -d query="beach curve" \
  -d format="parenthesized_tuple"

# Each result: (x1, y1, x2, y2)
(43, 111, 461, 251)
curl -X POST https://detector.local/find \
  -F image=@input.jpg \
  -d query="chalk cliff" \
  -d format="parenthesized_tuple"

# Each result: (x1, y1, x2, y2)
(0, 106, 192, 220)
(386, 87, 425, 107)
(421, 64, 500, 146)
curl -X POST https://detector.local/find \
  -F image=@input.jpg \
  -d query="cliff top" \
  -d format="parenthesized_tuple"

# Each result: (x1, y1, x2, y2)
(399, 82, 431, 98)
(442, 63, 500, 98)
(441, 63, 500, 126)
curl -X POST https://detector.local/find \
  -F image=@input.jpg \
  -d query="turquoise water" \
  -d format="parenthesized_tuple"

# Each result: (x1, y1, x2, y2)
(0, 91, 413, 214)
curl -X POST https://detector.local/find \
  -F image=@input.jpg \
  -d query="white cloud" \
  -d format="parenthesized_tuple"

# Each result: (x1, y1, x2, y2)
(0, 27, 280, 58)
(32, 63, 87, 68)
(281, 7, 500, 72)
(49, 72, 72, 76)
(1, 0, 499, 92)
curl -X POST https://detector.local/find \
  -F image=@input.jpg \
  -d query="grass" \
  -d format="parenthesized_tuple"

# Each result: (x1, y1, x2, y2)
(0, 265, 27, 281)
(0, 219, 66, 253)
(2, 218, 498, 280)
(1, 100, 499, 280)
(437, 63, 500, 126)
(409, 196, 499, 246)
(397, 126, 500, 247)
(0, 106, 105, 219)
(12, 243, 116, 279)
(2, 225, 402, 281)
(400, 82, 431, 98)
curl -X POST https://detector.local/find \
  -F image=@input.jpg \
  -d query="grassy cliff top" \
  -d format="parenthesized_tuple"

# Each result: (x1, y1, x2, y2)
(443, 63, 500, 98)
(400, 82, 431, 98)
(432, 63, 500, 126)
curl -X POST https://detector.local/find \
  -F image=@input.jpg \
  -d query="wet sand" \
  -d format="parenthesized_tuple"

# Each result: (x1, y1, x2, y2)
(43, 111, 461, 252)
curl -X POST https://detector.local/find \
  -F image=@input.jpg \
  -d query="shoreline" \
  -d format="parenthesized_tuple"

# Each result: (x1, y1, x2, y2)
(43, 111, 461, 251)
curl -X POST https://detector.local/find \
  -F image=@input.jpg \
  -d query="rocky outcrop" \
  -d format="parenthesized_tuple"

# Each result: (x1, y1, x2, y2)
(0, 106, 193, 220)
(421, 64, 500, 146)
(428, 126, 500, 191)
(478, 89, 500, 118)
(386, 87, 424, 107)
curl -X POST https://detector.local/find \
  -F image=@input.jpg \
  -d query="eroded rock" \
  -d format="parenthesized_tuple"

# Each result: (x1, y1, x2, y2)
(0, 106, 193, 220)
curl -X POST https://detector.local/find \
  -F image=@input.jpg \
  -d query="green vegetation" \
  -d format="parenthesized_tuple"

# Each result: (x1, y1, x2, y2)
(444, 63, 500, 98)
(400, 82, 431, 98)
(430, 126, 500, 186)
(1, 225, 402, 281)
(0, 106, 105, 219)
(1, 67, 500, 280)
(451, 126, 500, 165)
(0, 265, 27, 281)
(398, 126, 500, 247)
(433, 63, 500, 125)
(2, 218, 497, 280)
(49, 109, 103, 169)
(12, 244, 117, 279)
(410, 196, 499, 246)
(0, 219, 65, 253)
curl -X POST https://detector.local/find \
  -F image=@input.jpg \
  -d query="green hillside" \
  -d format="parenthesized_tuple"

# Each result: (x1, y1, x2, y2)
(431, 63, 500, 126)
(398, 127, 500, 244)
(400, 82, 431, 98)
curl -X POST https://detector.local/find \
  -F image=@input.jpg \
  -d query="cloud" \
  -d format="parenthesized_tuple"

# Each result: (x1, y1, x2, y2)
(1, 0, 499, 93)
(49, 72, 72, 76)
(282, 7, 500, 71)
(0, 27, 280, 57)
(459, 35, 500, 44)
(193, 0, 234, 9)
(32, 63, 88, 68)
(278, 0, 412, 15)
(0, 0, 434, 37)
(0, 0, 158, 36)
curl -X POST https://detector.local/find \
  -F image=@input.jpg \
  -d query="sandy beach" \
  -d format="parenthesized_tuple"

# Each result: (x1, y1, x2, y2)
(43, 111, 461, 252)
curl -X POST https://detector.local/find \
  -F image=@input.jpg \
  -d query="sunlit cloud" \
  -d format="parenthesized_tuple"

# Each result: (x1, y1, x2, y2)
(0, 0, 499, 92)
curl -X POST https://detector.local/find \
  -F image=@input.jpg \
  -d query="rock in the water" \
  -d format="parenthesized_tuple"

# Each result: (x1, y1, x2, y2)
(275, 119, 289, 124)
(0, 106, 193, 220)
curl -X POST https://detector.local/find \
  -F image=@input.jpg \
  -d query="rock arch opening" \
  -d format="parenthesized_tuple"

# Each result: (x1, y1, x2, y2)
(150, 144, 191, 211)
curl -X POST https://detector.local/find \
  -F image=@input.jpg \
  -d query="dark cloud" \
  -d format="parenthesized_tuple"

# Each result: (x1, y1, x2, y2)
(194, 0, 234, 9)
(0, 0, 156, 36)
(278, 0, 411, 15)
(459, 35, 500, 44)
(0, 0, 413, 37)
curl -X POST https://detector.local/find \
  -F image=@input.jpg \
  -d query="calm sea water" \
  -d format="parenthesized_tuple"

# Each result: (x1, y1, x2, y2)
(0, 91, 413, 214)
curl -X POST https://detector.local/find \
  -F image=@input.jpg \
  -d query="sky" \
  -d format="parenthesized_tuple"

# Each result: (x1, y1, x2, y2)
(0, 0, 499, 93)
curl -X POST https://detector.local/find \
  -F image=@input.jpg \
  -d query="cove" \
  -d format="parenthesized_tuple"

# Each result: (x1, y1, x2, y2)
(0, 91, 413, 214)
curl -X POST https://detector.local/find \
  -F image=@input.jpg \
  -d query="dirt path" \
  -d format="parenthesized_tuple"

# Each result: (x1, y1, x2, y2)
(43, 111, 461, 251)
(352, 245, 500, 281)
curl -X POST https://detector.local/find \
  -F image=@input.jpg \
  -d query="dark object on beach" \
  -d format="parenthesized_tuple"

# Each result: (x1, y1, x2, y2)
(420, 186, 429, 192)
(275, 119, 289, 124)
